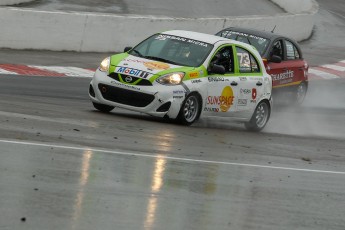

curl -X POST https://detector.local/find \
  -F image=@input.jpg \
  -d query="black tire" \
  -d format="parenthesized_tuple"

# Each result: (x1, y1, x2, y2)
(295, 82, 307, 105)
(245, 100, 270, 132)
(177, 93, 202, 126)
(92, 102, 114, 113)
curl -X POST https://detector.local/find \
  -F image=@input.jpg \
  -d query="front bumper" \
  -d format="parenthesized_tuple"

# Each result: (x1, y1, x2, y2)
(89, 69, 186, 119)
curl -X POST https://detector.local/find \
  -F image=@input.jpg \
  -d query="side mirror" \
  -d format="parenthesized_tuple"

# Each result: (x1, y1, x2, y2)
(208, 64, 226, 75)
(124, 47, 132, 53)
(270, 55, 282, 63)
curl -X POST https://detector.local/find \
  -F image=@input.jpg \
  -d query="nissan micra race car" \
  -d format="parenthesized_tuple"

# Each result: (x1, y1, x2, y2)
(89, 30, 272, 131)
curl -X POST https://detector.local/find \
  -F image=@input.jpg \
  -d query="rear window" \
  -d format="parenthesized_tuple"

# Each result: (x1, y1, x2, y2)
(216, 30, 270, 56)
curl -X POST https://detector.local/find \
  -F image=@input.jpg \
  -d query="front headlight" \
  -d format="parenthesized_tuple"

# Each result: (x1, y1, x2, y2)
(99, 57, 110, 72)
(156, 72, 185, 85)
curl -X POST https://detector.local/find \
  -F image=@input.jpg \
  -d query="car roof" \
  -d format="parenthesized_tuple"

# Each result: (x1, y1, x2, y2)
(161, 30, 231, 45)
(219, 27, 284, 40)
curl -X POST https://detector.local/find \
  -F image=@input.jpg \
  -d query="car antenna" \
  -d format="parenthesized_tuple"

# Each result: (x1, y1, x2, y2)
(271, 25, 276, 33)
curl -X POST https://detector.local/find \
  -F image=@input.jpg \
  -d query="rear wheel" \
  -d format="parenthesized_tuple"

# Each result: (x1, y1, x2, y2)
(245, 100, 270, 131)
(177, 93, 201, 125)
(295, 82, 307, 105)
(92, 102, 114, 113)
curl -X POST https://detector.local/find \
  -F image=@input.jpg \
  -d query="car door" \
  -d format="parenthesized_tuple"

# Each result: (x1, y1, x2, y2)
(204, 45, 239, 117)
(235, 46, 265, 113)
(283, 39, 307, 86)
(265, 39, 291, 89)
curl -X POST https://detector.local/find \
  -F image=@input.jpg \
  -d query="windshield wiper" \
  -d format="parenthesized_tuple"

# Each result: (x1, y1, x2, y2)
(144, 56, 180, 65)
(131, 49, 143, 57)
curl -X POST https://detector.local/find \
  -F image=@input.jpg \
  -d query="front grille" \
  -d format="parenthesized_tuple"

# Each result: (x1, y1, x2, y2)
(108, 72, 152, 86)
(98, 83, 155, 107)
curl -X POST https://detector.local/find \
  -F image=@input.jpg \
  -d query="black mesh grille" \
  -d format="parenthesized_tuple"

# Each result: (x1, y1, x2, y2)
(98, 83, 155, 107)
(108, 73, 152, 86)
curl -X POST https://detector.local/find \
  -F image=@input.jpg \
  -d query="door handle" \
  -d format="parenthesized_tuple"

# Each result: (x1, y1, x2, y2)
(256, 81, 263, 86)
(298, 67, 304, 70)
(231, 81, 238, 86)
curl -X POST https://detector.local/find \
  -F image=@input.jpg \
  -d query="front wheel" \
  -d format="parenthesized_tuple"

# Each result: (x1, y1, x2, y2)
(92, 102, 114, 113)
(245, 100, 271, 132)
(177, 93, 201, 126)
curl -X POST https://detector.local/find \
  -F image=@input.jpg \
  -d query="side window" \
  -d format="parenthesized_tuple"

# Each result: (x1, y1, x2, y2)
(270, 40, 284, 59)
(285, 40, 301, 60)
(210, 46, 234, 74)
(236, 47, 260, 73)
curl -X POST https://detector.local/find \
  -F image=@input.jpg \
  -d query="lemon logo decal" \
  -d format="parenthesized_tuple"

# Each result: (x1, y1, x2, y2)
(144, 61, 170, 70)
(220, 86, 234, 112)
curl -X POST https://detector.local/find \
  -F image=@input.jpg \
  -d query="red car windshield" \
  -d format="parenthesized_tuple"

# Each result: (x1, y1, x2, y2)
(216, 30, 270, 56)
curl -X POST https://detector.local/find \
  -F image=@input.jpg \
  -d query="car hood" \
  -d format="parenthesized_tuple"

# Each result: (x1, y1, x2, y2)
(110, 54, 183, 80)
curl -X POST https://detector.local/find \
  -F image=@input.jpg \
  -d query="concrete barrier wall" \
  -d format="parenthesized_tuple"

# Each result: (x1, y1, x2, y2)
(0, 0, 318, 52)
(0, 0, 35, 6)
(271, 0, 318, 14)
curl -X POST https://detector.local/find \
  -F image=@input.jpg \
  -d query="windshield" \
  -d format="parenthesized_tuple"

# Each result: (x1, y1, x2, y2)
(129, 33, 214, 67)
(216, 30, 270, 56)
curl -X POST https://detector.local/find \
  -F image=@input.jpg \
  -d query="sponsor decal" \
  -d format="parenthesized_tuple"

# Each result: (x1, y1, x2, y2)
(206, 86, 234, 112)
(208, 77, 229, 82)
(225, 31, 268, 43)
(116, 66, 150, 79)
(173, 90, 185, 94)
(252, 88, 257, 100)
(238, 99, 247, 106)
(191, 79, 202, 84)
(252, 77, 263, 81)
(189, 72, 199, 78)
(123, 58, 146, 64)
(173, 96, 184, 99)
(204, 107, 219, 112)
(250, 88, 257, 103)
(239, 77, 247, 81)
(271, 70, 294, 82)
(240, 88, 251, 94)
(144, 61, 170, 70)
(155, 35, 209, 47)
(110, 81, 140, 91)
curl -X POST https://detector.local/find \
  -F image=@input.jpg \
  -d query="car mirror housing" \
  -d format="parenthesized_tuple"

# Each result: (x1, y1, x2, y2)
(124, 47, 132, 53)
(270, 55, 282, 63)
(209, 64, 226, 75)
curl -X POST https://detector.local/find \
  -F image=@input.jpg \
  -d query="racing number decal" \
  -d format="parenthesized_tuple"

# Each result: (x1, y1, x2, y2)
(237, 52, 250, 68)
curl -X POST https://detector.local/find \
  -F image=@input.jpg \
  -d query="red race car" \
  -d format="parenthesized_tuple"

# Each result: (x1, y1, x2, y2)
(216, 27, 308, 105)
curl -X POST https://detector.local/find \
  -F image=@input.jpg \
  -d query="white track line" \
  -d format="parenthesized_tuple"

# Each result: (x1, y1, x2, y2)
(309, 68, 339, 79)
(29, 65, 95, 78)
(1, 139, 345, 175)
(322, 64, 345, 72)
(0, 68, 17, 75)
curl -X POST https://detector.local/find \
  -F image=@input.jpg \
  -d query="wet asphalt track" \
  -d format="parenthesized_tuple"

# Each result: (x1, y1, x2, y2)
(1, 0, 345, 229)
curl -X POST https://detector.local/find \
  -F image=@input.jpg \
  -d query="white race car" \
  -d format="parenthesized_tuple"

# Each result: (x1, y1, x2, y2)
(89, 30, 272, 131)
